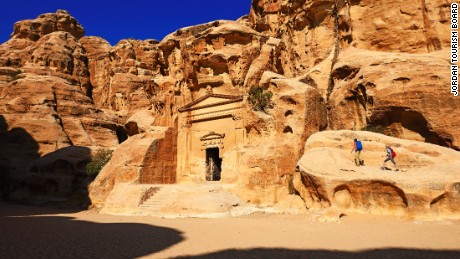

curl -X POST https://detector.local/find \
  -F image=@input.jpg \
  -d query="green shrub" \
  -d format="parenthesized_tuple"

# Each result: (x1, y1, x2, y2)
(248, 86, 273, 112)
(85, 149, 113, 176)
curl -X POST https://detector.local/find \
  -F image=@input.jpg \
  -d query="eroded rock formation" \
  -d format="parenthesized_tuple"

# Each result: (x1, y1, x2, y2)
(328, 48, 459, 150)
(0, 11, 120, 157)
(0, 11, 120, 203)
(294, 130, 460, 219)
(247, 0, 458, 150)
(89, 127, 176, 207)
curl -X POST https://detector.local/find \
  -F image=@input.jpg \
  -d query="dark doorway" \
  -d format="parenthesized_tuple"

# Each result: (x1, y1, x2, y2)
(205, 148, 222, 181)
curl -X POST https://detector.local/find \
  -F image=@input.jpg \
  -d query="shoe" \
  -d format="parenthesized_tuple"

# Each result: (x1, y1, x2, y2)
(395, 169, 400, 172)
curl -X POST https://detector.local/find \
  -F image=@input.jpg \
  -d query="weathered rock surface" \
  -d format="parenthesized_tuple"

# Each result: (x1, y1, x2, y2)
(81, 20, 281, 125)
(11, 10, 84, 41)
(246, 0, 459, 149)
(328, 48, 459, 150)
(0, 11, 120, 158)
(294, 130, 460, 219)
(254, 0, 452, 74)
(0, 11, 120, 203)
(233, 77, 327, 205)
(89, 127, 176, 207)
(1, 75, 119, 156)
(250, 0, 337, 77)
(80, 37, 163, 115)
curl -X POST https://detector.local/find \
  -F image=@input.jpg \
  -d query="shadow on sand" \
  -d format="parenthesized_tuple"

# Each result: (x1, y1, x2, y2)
(0, 203, 184, 258)
(1, 203, 459, 259)
(177, 248, 460, 259)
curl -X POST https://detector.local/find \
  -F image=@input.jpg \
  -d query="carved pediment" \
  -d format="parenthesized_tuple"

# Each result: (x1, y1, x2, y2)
(200, 131, 225, 141)
(200, 131, 225, 150)
(178, 93, 243, 112)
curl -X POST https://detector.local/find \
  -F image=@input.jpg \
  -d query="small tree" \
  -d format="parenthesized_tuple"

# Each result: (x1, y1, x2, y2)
(248, 86, 273, 113)
(85, 149, 113, 176)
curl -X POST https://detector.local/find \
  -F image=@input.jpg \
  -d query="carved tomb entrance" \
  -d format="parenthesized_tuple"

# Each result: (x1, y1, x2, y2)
(205, 147, 222, 181)
(176, 89, 245, 183)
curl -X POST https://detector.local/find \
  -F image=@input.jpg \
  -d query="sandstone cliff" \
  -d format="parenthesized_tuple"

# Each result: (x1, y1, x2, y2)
(0, 1, 458, 216)
(0, 11, 120, 202)
(248, 0, 458, 149)
(0, 11, 120, 155)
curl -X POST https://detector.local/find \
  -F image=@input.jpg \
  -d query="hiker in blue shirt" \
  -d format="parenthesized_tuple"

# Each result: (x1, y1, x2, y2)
(350, 138, 364, 166)
(381, 145, 399, 171)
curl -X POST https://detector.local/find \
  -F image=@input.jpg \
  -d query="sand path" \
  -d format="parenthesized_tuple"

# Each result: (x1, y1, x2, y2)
(1, 202, 459, 258)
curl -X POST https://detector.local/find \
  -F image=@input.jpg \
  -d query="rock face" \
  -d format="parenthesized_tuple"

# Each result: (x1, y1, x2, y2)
(79, 37, 163, 116)
(89, 127, 176, 207)
(247, 0, 457, 150)
(249, 0, 336, 77)
(294, 130, 460, 219)
(80, 20, 281, 125)
(0, 11, 120, 157)
(11, 10, 84, 41)
(0, 11, 120, 202)
(328, 48, 460, 150)
(231, 77, 327, 204)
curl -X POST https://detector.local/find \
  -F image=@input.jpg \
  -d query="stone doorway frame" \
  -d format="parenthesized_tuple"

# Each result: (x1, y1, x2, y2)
(201, 132, 225, 181)
(176, 91, 245, 183)
(205, 147, 222, 181)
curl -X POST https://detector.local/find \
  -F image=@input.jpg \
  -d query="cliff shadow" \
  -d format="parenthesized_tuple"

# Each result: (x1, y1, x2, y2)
(27, 145, 93, 208)
(0, 115, 40, 199)
(0, 115, 94, 208)
(177, 248, 460, 259)
(0, 202, 183, 258)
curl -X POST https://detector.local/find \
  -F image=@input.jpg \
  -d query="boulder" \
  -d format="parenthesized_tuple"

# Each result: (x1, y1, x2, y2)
(89, 127, 177, 208)
(294, 130, 460, 219)
(124, 110, 156, 136)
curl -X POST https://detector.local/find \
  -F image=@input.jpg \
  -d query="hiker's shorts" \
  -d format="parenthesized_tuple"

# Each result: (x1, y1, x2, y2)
(355, 151, 361, 160)
(384, 156, 396, 164)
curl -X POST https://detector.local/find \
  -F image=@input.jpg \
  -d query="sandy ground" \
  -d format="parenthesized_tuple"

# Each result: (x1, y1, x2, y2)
(1, 202, 459, 259)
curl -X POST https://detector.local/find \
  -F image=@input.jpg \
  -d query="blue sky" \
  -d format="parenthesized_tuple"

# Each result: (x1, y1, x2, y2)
(1, 0, 251, 45)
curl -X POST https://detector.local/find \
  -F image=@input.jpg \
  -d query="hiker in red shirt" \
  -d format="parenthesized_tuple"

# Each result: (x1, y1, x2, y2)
(381, 145, 399, 171)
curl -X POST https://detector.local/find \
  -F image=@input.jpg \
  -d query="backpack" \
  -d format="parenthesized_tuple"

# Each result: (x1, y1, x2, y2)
(390, 147, 396, 158)
(356, 140, 363, 151)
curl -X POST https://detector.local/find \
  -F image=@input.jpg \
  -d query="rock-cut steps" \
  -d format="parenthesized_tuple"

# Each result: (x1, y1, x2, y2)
(138, 186, 179, 212)
(101, 183, 242, 217)
(135, 183, 242, 217)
